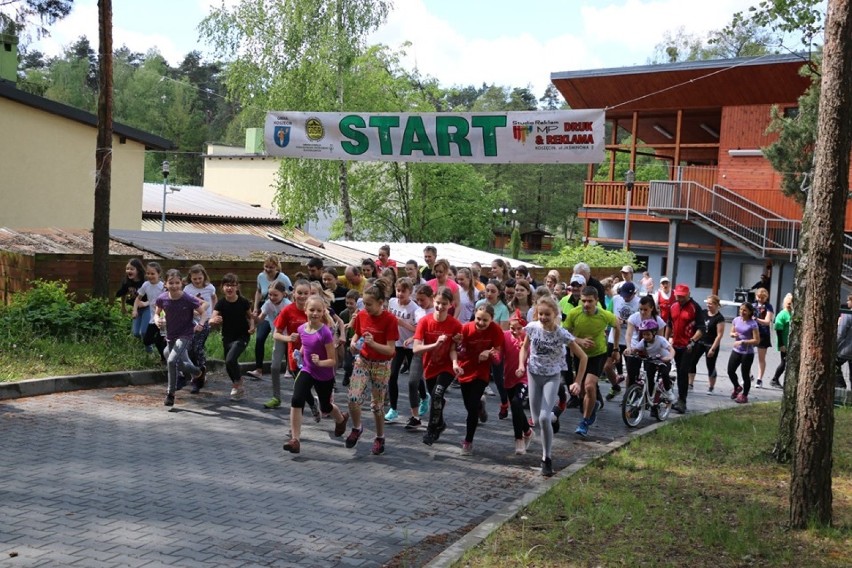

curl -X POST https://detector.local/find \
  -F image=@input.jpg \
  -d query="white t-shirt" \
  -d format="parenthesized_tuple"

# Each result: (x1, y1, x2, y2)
(260, 297, 287, 326)
(388, 297, 418, 347)
(457, 288, 477, 323)
(629, 334, 671, 360)
(524, 321, 576, 376)
(183, 283, 216, 318)
(609, 295, 640, 346)
(625, 313, 667, 346)
(138, 280, 165, 323)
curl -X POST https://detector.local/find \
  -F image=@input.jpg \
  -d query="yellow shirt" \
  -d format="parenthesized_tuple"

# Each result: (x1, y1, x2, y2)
(339, 275, 365, 294)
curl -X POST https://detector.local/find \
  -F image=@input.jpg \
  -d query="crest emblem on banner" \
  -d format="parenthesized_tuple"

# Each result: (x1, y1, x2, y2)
(274, 126, 291, 148)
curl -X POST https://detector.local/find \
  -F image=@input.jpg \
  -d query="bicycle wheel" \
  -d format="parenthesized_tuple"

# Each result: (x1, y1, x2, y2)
(655, 395, 672, 422)
(621, 384, 645, 428)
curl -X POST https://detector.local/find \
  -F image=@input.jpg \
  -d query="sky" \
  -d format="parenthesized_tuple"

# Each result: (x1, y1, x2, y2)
(25, 0, 775, 98)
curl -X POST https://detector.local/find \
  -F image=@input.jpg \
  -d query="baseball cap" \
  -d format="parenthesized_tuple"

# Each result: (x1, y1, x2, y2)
(621, 265, 634, 273)
(570, 274, 586, 286)
(674, 283, 690, 296)
(619, 281, 636, 298)
(660, 276, 670, 283)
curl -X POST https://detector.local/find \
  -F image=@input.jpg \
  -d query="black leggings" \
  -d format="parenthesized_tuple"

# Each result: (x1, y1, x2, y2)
(254, 319, 272, 369)
(292, 371, 334, 412)
(223, 339, 248, 383)
(143, 325, 167, 361)
(508, 383, 531, 439)
(728, 351, 754, 395)
(673, 346, 697, 402)
(425, 372, 455, 434)
(490, 361, 508, 404)
(696, 343, 719, 380)
(388, 346, 413, 410)
(460, 380, 487, 443)
(773, 351, 787, 384)
(407, 354, 428, 411)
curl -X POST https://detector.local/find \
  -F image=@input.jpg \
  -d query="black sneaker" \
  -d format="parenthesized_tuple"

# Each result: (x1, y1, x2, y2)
(672, 400, 687, 414)
(422, 430, 437, 446)
(190, 366, 206, 394)
(541, 457, 554, 477)
(404, 416, 421, 430)
(164, 393, 175, 407)
(770, 380, 782, 389)
(175, 374, 188, 392)
(551, 416, 560, 434)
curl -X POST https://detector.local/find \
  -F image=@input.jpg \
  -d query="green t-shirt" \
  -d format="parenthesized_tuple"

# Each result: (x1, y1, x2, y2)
(563, 305, 618, 357)
(774, 308, 791, 347)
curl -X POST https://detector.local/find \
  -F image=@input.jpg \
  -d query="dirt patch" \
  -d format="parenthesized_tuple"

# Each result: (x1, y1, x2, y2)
(383, 522, 478, 568)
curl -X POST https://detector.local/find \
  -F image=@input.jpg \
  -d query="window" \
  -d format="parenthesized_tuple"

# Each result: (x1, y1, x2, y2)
(634, 255, 650, 272)
(696, 260, 715, 289)
(784, 106, 799, 118)
(660, 257, 668, 278)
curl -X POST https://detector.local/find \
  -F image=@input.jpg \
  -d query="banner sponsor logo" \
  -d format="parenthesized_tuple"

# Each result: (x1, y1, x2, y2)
(265, 110, 604, 164)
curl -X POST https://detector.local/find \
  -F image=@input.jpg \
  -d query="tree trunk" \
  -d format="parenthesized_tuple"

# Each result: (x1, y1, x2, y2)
(790, 0, 852, 529)
(92, 0, 113, 299)
(339, 161, 354, 239)
(773, 209, 810, 463)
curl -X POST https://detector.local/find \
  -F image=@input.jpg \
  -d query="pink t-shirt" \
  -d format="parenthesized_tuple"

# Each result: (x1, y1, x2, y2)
(298, 323, 335, 381)
(502, 330, 527, 390)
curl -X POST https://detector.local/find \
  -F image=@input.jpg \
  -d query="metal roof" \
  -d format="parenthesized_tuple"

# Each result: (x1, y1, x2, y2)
(142, 184, 281, 221)
(0, 227, 153, 256)
(110, 230, 314, 262)
(327, 241, 541, 269)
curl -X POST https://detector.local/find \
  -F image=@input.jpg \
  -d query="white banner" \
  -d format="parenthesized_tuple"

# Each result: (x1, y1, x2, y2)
(264, 110, 605, 164)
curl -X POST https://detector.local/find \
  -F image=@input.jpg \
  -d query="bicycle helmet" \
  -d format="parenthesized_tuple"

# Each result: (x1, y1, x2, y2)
(637, 319, 659, 333)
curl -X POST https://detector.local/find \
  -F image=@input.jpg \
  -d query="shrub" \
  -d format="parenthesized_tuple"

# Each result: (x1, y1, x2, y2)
(535, 243, 643, 270)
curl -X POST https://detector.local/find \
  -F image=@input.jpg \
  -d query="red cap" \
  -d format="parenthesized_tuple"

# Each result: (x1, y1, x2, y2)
(674, 284, 690, 296)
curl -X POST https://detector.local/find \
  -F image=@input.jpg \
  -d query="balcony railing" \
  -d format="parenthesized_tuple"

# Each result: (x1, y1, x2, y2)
(583, 182, 650, 209)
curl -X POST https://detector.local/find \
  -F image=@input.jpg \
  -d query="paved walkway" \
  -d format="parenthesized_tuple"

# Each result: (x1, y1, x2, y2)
(1, 338, 785, 567)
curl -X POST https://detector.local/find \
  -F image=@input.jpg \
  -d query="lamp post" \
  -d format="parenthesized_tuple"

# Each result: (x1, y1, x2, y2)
(623, 169, 635, 250)
(161, 160, 170, 232)
(492, 204, 518, 256)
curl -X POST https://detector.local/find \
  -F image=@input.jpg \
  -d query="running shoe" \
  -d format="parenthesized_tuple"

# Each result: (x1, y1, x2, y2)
(498, 402, 509, 420)
(404, 416, 422, 430)
(605, 385, 621, 401)
(672, 400, 687, 414)
(770, 379, 782, 389)
(523, 428, 535, 450)
(371, 437, 385, 455)
(707, 386, 714, 394)
(263, 397, 281, 409)
(731, 385, 743, 400)
(575, 418, 589, 437)
(541, 457, 554, 477)
(422, 431, 437, 446)
(418, 396, 430, 417)
(282, 438, 300, 453)
(515, 439, 526, 455)
(664, 389, 676, 403)
(384, 408, 399, 423)
(461, 441, 473, 456)
(756, 379, 763, 388)
(551, 412, 560, 434)
(245, 369, 263, 380)
(230, 381, 245, 400)
(484, 385, 495, 396)
(164, 392, 175, 407)
(345, 427, 363, 448)
(190, 366, 206, 394)
(478, 399, 488, 423)
(735, 393, 749, 404)
(175, 373, 188, 392)
(334, 412, 349, 437)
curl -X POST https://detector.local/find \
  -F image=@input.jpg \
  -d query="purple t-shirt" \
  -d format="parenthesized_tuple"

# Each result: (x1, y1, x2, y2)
(298, 323, 335, 381)
(732, 316, 758, 354)
(155, 292, 202, 341)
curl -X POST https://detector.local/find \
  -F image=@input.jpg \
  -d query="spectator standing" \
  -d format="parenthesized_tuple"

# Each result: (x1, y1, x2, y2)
(422, 246, 437, 281)
(771, 293, 792, 388)
(376, 244, 398, 275)
(667, 284, 705, 413)
(639, 271, 655, 295)
(657, 277, 673, 324)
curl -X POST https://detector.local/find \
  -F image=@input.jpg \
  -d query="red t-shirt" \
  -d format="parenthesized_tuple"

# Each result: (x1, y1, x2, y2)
(456, 321, 505, 383)
(274, 302, 307, 370)
(414, 313, 463, 378)
(502, 330, 527, 390)
(353, 310, 399, 361)
(427, 278, 460, 316)
(669, 298, 703, 348)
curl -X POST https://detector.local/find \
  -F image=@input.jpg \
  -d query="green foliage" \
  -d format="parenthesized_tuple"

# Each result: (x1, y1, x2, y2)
(731, 0, 824, 49)
(763, 65, 820, 206)
(536, 243, 641, 270)
(510, 227, 521, 259)
(0, 280, 126, 347)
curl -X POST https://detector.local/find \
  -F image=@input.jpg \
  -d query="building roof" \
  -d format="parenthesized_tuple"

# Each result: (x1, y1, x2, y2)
(551, 53, 812, 114)
(110, 230, 315, 262)
(141, 183, 281, 221)
(0, 227, 153, 256)
(0, 79, 173, 150)
(328, 241, 541, 269)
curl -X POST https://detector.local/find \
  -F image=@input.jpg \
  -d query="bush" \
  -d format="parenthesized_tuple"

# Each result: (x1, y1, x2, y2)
(0, 280, 129, 347)
(535, 243, 644, 270)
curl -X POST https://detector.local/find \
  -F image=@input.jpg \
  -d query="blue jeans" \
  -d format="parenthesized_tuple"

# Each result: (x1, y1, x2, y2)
(164, 338, 199, 394)
(132, 306, 150, 339)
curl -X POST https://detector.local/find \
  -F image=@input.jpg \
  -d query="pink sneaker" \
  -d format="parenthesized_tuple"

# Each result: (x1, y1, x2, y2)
(735, 393, 748, 404)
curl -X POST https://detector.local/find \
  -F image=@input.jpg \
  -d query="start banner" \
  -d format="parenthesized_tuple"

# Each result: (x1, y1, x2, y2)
(264, 110, 605, 164)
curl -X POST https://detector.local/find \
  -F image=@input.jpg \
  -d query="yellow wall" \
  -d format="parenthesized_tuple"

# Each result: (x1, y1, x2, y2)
(203, 144, 280, 208)
(1, 98, 145, 230)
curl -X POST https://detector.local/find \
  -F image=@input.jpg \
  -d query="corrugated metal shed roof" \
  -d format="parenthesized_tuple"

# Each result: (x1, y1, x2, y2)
(328, 241, 541, 269)
(110, 230, 314, 262)
(0, 227, 154, 256)
(140, 219, 281, 237)
(142, 183, 280, 220)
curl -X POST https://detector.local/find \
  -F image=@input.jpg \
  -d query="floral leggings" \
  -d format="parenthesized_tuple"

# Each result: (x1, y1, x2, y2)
(349, 357, 391, 413)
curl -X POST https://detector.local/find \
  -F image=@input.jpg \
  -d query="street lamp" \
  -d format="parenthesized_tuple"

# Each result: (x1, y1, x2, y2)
(161, 160, 169, 232)
(492, 204, 518, 256)
(623, 169, 635, 250)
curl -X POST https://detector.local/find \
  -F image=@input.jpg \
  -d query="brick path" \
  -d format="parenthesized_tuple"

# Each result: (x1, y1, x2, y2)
(0, 338, 784, 567)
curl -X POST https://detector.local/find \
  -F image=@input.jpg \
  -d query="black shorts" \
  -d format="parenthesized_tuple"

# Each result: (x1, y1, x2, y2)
(758, 334, 772, 349)
(584, 353, 608, 378)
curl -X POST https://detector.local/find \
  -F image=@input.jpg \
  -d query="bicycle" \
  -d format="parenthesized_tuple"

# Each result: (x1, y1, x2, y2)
(621, 357, 674, 427)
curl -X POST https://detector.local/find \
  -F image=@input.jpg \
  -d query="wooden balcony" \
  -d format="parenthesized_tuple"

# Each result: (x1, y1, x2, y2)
(583, 182, 650, 210)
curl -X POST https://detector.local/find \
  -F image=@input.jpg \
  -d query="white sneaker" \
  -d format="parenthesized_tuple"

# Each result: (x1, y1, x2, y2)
(484, 385, 495, 396)
(515, 439, 526, 455)
(664, 389, 676, 402)
(230, 381, 245, 400)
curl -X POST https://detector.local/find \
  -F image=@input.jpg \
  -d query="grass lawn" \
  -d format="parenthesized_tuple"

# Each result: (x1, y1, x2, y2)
(0, 330, 263, 382)
(458, 403, 852, 568)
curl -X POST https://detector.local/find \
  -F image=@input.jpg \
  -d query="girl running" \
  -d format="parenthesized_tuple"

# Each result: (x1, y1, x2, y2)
(503, 310, 535, 454)
(475, 279, 511, 408)
(250, 254, 292, 380)
(753, 287, 774, 388)
(385, 277, 418, 423)
(342, 278, 399, 454)
(156, 269, 208, 407)
(258, 281, 289, 408)
(427, 259, 461, 315)
(403, 284, 435, 430)
(282, 296, 350, 454)
(209, 273, 255, 401)
(134, 261, 166, 359)
(518, 295, 588, 477)
(116, 258, 145, 323)
(455, 267, 478, 323)
(414, 287, 463, 446)
(698, 295, 726, 393)
(452, 303, 504, 456)
(271, 280, 319, 418)
(728, 302, 760, 403)
(183, 264, 216, 393)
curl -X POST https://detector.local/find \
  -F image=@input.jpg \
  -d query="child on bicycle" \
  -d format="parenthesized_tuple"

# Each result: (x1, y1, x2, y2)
(625, 319, 675, 401)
